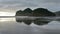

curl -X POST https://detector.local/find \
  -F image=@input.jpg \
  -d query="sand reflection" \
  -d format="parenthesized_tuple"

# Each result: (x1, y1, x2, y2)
(0, 18, 15, 22)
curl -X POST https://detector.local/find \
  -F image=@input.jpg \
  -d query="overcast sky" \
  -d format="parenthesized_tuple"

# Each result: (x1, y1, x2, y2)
(0, 0, 60, 12)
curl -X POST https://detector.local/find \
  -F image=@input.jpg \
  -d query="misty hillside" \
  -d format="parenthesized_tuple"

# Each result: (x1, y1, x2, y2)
(54, 11, 60, 16)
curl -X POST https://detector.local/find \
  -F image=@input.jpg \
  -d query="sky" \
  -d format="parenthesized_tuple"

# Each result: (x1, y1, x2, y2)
(0, 0, 60, 16)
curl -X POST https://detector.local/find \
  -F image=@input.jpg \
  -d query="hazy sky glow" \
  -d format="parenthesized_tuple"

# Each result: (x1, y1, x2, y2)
(0, 0, 60, 16)
(0, 12, 15, 16)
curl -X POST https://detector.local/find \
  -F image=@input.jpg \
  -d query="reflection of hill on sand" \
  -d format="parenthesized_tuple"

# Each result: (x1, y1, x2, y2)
(16, 16, 60, 26)
(0, 21, 60, 34)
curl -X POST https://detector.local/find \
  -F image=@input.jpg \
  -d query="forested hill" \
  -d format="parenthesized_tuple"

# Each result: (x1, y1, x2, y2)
(16, 8, 56, 17)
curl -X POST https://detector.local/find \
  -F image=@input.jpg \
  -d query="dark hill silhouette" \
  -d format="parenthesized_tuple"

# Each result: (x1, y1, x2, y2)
(16, 8, 32, 16)
(23, 8, 32, 16)
(16, 10, 23, 16)
(16, 8, 56, 25)
(16, 8, 55, 16)
(33, 8, 56, 16)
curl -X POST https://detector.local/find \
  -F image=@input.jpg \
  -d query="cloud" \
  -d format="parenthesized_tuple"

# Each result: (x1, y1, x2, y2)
(45, 0, 60, 3)
(0, 0, 38, 9)
(0, 0, 60, 12)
